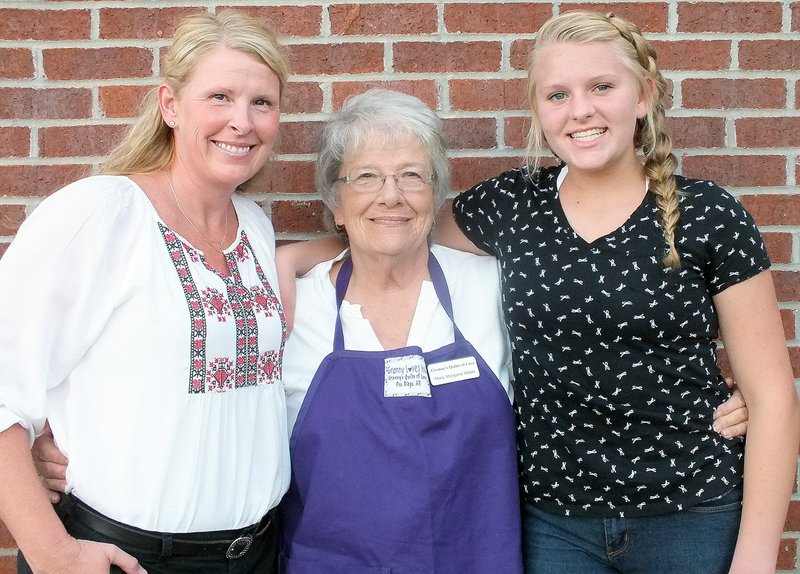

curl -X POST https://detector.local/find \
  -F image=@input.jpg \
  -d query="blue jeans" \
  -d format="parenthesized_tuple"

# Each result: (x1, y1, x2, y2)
(522, 486, 742, 574)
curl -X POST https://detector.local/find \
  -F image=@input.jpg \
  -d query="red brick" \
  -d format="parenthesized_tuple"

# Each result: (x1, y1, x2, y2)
(265, 160, 316, 195)
(777, 537, 797, 571)
(789, 346, 800, 379)
(504, 116, 531, 150)
(0, 128, 31, 158)
(666, 117, 725, 149)
(449, 79, 527, 111)
(271, 200, 327, 233)
(445, 3, 551, 34)
(0, 88, 92, 120)
(100, 7, 201, 39)
(330, 4, 437, 35)
(681, 155, 785, 187)
(218, 5, 323, 37)
(510, 39, 534, 71)
(651, 40, 731, 71)
(796, 80, 800, 109)
(283, 82, 324, 114)
(288, 43, 384, 75)
(450, 156, 523, 191)
(0, 9, 90, 40)
(40, 125, 127, 159)
(442, 118, 498, 150)
(394, 42, 502, 73)
(773, 271, 800, 302)
(678, 2, 782, 33)
(797, 157, 800, 186)
(0, 555, 16, 574)
(736, 118, 800, 148)
(763, 232, 794, 265)
(0, 519, 14, 547)
(0, 165, 89, 198)
(682, 78, 786, 109)
(779, 309, 796, 340)
(99, 85, 156, 119)
(43, 48, 153, 81)
(0, 48, 34, 80)
(560, 3, 669, 32)
(332, 81, 438, 111)
(741, 194, 800, 226)
(740, 40, 800, 70)
(0, 205, 27, 236)
(278, 121, 324, 155)
(794, 2, 800, 32)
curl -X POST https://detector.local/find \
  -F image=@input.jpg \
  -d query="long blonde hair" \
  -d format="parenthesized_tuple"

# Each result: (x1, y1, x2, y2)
(526, 11, 681, 269)
(101, 10, 289, 186)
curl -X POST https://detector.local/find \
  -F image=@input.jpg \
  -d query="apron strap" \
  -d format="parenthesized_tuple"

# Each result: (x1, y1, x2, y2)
(333, 252, 465, 351)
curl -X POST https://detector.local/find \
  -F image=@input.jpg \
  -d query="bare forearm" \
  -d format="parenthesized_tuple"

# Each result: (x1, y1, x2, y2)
(729, 397, 800, 573)
(276, 235, 345, 277)
(0, 424, 71, 570)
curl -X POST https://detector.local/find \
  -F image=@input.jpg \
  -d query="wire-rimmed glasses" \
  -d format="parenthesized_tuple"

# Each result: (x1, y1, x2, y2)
(334, 168, 434, 193)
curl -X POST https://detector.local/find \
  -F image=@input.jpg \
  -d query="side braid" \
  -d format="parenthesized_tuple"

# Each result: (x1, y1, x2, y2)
(608, 14, 682, 269)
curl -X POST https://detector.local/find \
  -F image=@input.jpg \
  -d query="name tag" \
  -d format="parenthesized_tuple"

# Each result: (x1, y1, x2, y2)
(427, 356, 480, 386)
(384, 355, 431, 398)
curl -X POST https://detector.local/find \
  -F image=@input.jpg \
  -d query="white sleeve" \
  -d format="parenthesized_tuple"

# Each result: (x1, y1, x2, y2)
(0, 177, 144, 442)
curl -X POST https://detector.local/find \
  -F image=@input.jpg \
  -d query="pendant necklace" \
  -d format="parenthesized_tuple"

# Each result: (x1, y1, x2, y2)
(167, 174, 230, 254)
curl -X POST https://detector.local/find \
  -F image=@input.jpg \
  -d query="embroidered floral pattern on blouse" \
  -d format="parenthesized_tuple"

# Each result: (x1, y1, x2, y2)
(159, 225, 285, 394)
(202, 287, 232, 321)
(206, 357, 235, 393)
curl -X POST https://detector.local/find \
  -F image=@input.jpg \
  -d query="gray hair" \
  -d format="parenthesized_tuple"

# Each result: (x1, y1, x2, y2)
(316, 89, 450, 227)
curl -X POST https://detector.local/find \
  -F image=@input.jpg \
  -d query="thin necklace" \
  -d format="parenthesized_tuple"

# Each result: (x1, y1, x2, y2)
(167, 174, 230, 254)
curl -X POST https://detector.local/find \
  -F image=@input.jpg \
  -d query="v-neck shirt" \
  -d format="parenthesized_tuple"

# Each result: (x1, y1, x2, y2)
(453, 164, 770, 517)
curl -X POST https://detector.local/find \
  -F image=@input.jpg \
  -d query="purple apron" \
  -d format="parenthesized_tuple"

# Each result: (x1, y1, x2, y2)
(280, 253, 522, 573)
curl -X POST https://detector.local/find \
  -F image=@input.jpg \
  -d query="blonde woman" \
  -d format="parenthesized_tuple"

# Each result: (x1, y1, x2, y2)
(0, 11, 290, 574)
(439, 10, 799, 574)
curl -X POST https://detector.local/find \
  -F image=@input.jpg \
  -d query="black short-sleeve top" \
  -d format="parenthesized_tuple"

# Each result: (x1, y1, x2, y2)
(452, 164, 771, 517)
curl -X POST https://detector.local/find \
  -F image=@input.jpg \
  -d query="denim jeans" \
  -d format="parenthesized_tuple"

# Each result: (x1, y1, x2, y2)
(18, 496, 279, 574)
(522, 486, 742, 574)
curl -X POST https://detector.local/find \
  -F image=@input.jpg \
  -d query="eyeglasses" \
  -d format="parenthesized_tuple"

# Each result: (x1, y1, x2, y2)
(334, 168, 434, 194)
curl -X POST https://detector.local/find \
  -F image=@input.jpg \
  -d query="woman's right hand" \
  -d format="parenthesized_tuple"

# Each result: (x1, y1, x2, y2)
(31, 423, 68, 503)
(33, 535, 146, 574)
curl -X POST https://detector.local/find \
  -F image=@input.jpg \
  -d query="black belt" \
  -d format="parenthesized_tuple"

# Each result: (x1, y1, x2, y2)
(64, 495, 276, 560)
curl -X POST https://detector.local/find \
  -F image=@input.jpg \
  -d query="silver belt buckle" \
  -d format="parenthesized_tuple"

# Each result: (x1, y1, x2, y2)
(225, 534, 253, 559)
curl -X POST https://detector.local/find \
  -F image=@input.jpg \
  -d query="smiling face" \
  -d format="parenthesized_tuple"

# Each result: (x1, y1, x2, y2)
(160, 47, 281, 191)
(333, 133, 435, 261)
(533, 41, 650, 178)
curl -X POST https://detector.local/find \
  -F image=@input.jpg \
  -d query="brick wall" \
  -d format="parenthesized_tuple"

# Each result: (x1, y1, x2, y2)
(1, 0, 799, 571)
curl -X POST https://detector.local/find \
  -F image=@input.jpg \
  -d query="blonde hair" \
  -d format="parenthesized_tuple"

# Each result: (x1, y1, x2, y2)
(525, 11, 681, 269)
(101, 10, 289, 186)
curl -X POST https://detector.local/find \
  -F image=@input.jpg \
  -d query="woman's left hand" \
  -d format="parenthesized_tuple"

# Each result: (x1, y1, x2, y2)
(713, 377, 748, 439)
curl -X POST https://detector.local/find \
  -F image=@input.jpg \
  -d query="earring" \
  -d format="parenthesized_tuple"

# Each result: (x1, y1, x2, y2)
(168, 120, 176, 127)
(335, 223, 345, 233)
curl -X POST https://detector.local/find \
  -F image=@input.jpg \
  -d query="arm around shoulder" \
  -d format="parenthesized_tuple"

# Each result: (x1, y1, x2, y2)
(433, 200, 488, 255)
(276, 235, 346, 331)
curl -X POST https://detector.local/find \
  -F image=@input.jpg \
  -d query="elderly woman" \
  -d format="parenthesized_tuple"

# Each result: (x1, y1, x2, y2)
(278, 89, 523, 573)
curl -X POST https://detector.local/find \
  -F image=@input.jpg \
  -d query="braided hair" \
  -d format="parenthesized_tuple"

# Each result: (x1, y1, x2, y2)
(525, 11, 681, 269)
